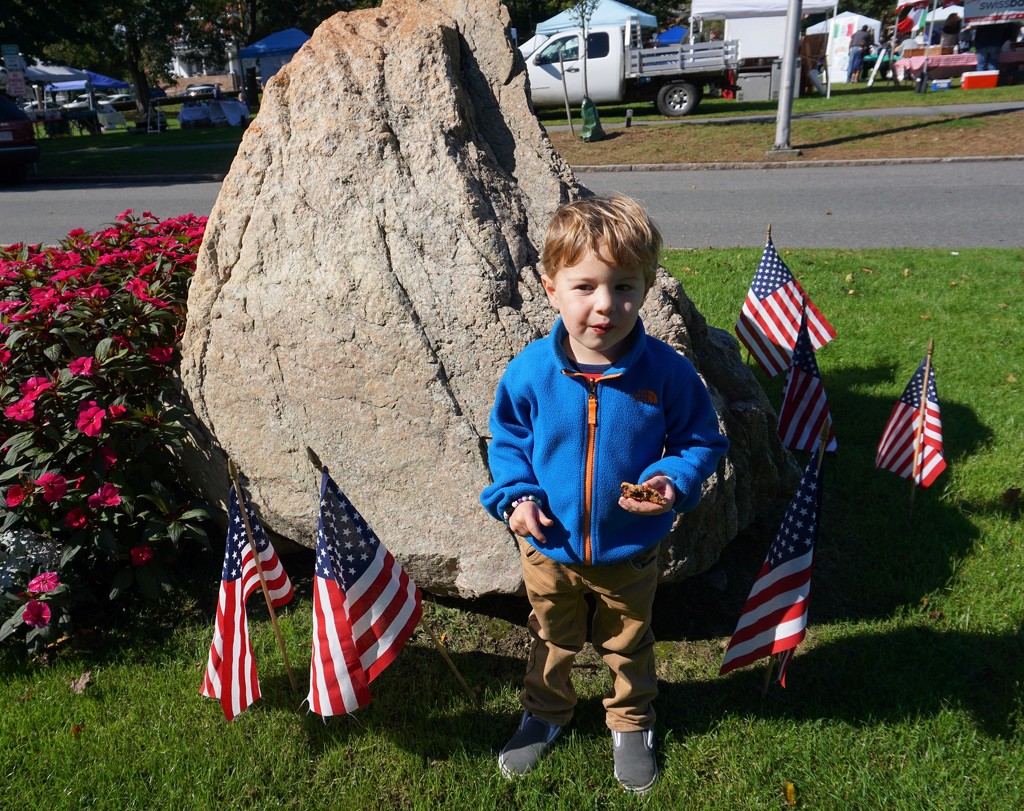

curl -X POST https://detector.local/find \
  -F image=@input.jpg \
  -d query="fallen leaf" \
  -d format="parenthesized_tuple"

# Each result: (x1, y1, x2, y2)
(844, 273, 854, 283)
(1008, 374, 1018, 383)
(71, 723, 84, 738)
(439, 633, 448, 645)
(951, 251, 960, 256)
(920, 314, 930, 319)
(903, 268, 911, 278)
(949, 281, 958, 287)
(860, 267, 874, 274)
(70, 671, 92, 694)
(785, 781, 797, 806)
(825, 211, 832, 216)
(847, 289, 856, 295)
(998, 303, 1008, 309)
(18, 691, 32, 703)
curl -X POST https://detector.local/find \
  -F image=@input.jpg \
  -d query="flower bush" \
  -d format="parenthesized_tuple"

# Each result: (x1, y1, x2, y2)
(1, 211, 212, 652)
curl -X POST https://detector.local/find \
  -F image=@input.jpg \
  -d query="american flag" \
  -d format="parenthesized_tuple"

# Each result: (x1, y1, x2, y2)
(875, 356, 946, 487)
(720, 453, 823, 686)
(201, 484, 294, 721)
(736, 236, 837, 378)
(307, 468, 422, 717)
(778, 308, 837, 453)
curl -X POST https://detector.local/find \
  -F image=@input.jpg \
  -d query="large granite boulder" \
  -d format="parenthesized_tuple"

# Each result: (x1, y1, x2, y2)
(179, 0, 798, 597)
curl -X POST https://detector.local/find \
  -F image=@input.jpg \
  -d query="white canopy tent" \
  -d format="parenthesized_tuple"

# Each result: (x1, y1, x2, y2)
(806, 11, 882, 84)
(534, 0, 657, 36)
(689, 0, 839, 19)
(689, 0, 840, 61)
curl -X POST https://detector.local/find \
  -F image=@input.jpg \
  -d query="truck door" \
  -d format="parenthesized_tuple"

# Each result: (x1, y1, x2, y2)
(528, 31, 614, 106)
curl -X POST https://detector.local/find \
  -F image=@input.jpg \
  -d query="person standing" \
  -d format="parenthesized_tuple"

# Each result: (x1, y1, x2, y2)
(481, 195, 728, 794)
(848, 25, 873, 83)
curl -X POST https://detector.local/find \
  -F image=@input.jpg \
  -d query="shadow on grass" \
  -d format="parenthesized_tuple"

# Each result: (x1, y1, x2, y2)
(666, 626, 1024, 740)
(793, 108, 1020, 151)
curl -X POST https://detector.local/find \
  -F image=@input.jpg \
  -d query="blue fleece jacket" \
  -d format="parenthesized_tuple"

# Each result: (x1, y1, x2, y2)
(480, 318, 729, 566)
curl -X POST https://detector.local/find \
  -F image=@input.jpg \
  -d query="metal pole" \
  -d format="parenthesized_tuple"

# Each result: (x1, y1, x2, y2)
(771, 0, 804, 153)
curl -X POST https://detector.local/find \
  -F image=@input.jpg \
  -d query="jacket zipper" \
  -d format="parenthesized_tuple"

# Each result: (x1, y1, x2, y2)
(583, 378, 598, 565)
(563, 371, 622, 565)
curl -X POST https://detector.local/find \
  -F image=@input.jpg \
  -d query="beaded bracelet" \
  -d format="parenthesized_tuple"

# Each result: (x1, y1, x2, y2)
(502, 494, 542, 524)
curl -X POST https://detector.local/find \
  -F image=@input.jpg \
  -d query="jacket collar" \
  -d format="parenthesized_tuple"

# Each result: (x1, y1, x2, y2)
(549, 317, 647, 375)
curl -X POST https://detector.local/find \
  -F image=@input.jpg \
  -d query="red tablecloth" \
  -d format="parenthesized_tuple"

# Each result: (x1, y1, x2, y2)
(894, 50, 1024, 81)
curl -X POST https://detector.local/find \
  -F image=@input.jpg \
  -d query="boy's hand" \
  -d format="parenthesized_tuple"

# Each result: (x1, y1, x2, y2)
(619, 475, 676, 516)
(509, 501, 554, 544)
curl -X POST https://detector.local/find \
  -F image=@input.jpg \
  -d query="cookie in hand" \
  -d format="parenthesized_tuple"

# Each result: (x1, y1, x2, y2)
(620, 482, 668, 506)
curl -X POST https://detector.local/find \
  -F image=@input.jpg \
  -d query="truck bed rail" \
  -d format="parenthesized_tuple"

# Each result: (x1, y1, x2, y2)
(627, 40, 740, 78)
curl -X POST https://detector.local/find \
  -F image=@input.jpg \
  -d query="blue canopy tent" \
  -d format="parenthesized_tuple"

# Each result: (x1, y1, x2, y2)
(654, 25, 689, 44)
(45, 70, 130, 93)
(239, 28, 310, 85)
(535, 0, 658, 36)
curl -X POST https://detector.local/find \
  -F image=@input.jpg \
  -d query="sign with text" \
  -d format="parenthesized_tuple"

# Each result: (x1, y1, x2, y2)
(964, 0, 1024, 23)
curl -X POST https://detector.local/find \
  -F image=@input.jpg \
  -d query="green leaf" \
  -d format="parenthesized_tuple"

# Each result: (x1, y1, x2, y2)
(109, 567, 134, 601)
(167, 521, 184, 544)
(96, 528, 120, 559)
(0, 462, 31, 483)
(0, 607, 25, 642)
(3, 431, 37, 466)
(179, 508, 212, 522)
(60, 543, 85, 568)
(43, 343, 64, 363)
(95, 337, 115, 361)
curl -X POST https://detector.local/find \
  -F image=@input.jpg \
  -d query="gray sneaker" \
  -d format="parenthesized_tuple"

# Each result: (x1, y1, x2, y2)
(612, 728, 658, 794)
(498, 711, 563, 778)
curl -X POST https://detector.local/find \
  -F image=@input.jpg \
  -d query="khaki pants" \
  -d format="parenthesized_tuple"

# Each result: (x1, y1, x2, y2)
(518, 540, 659, 732)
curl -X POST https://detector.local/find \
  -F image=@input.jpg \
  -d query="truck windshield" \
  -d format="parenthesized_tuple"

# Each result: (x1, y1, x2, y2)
(535, 32, 609, 65)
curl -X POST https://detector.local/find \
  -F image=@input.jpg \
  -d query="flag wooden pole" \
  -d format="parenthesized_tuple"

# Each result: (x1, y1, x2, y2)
(227, 460, 298, 693)
(304, 447, 479, 707)
(909, 338, 935, 521)
(761, 417, 830, 698)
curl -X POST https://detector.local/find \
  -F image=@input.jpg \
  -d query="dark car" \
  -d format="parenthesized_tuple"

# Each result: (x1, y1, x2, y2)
(0, 96, 39, 184)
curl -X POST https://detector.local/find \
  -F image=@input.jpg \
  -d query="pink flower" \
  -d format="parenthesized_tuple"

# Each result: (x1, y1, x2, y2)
(22, 600, 51, 628)
(64, 507, 89, 529)
(130, 545, 154, 567)
(27, 571, 60, 594)
(125, 276, 148, 298)
(4, 398, 35, 422)
(0, 348, 11, 365)
(107, 404, 127, 419)
(20, 376, 53, 400)
(117, 208, 134, 221)
(77, 401, 106, 436)
(6, 485, 27, 507)
(69, 357, 96, 376)
(98, 446, 117, 470)
(148, 347, 174, 363)
(87, 483, 121, 509)
(34, 472, 67, 503)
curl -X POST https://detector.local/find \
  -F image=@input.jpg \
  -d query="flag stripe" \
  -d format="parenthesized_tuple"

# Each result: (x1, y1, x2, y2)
(200, 485, 293, 721)
(876, 358, 945, 488)
(306, 469, 422, 717)
(720, 455, 822, 681)
(735, 237, 836, 378)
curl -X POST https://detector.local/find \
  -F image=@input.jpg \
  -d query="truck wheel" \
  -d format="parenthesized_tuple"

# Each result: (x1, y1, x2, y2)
(656, 82, 702, 117)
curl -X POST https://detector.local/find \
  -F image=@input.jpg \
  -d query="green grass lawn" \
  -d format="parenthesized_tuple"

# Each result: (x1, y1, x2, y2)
(2, 249, 1021, 809)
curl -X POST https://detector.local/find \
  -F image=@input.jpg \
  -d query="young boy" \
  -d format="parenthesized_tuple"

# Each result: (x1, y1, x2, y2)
(480, 195, 728, 794)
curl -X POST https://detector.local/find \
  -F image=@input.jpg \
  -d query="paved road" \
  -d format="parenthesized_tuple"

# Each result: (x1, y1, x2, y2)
(580, 159, 1024, 248)
(2, 158, 1022, 248)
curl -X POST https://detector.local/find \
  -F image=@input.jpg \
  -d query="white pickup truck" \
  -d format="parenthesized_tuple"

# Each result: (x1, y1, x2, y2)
(522, 21, 739, 116)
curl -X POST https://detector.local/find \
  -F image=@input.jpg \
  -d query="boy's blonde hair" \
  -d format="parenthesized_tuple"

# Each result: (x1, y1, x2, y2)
(541, 195, 662, 291)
